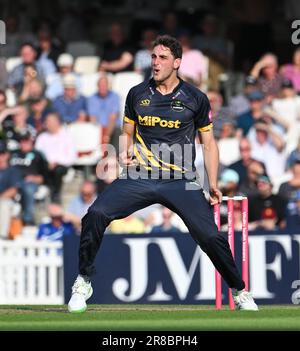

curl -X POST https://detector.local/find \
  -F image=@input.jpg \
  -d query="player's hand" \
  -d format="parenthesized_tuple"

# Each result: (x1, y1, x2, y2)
(118, 150, 138, 167)
(209, 187, 222, 205)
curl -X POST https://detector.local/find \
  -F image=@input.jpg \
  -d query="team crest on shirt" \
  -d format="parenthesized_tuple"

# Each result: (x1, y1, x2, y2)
(171, 100, 185, 112)
(140, 99, 151, 106)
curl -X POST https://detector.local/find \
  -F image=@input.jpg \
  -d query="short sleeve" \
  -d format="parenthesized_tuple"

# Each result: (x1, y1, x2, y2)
(123, 88, 137, 125)
(194, 94, 213, 132)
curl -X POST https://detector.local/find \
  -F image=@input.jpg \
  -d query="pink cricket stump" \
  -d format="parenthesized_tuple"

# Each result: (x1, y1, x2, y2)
(242, 198, 249, 290)
(214, 203, 222, 309)
(227, 198, 235, 310)
(214, 196, 249, 310)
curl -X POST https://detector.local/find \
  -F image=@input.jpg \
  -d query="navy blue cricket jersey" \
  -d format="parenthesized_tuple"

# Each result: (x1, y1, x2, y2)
(123, 78, 212, 178)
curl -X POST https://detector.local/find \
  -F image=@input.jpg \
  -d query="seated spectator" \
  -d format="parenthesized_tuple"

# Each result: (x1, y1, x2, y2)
(250, 53, 284, 101)
(151, 207, 182, 234)
(236, 90, 266, 136)
(99, 22, 134, 73)
(36, 29, 61, 72)
(27, 96, 53, 134)
(10, 131, 48, 226)
(134, 28, 157, 80)
(0, 15, 22, 57)
(193, 13, 233, 71)
(87, 75, 121, 147)
(53, 74, 87, 124)
(8, 43, 45, 90)
(278, 158, 300, 202)
(0, 141, 22, 239)
(17, 64, 45, 103)
(228, 138, 254, 185)
(143, 205, 188, 233)
(286, 189, 300, 232)
(57, 5, 88, 43)
(46, 53, 81, 100)
(35, 113, 76, 203)
(269, 79, 300, 153)
(108, 215, 145, 234)
(65, 180, 97, 231)
(286, 138, 300, 170)
(193, 13, 233, 90)
(0, 105, 36, 151)
(249, 175, 286, 231)
(280, 47, 300, 94)
(159, 11, 186, 38)
(37, 203, 75, 242)
(229, 75, 258, 116)
(217, 121, 240, 166)
(207, 91, 235, 139)
(133, 204, 162, 233)
(248, 119, 286, 179)
(178, 32, 207, 88)
(239, 159, 267, 197)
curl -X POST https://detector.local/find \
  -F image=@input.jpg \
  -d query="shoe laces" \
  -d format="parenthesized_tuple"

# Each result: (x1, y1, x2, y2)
(72, 277, 90, 295)
(238, 290, 253, 303)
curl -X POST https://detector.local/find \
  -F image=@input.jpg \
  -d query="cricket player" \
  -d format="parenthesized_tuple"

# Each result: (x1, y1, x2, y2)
(68, 35, 258, 312)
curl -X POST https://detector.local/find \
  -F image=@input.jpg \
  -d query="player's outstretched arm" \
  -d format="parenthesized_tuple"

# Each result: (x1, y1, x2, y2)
(199, 129, 222, 205)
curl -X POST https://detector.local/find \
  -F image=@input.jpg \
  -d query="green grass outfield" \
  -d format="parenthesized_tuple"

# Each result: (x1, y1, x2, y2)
(0, 305, 300, 331)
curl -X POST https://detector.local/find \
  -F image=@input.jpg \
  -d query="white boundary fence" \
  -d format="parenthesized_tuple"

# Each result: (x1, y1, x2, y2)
(0, 239, 64, 304)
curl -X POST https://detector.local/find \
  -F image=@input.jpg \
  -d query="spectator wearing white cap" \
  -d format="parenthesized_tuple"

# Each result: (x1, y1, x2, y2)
(52, 74, 87, 124)
(45, 53, 81, 100)
(218, 169, 241, 226)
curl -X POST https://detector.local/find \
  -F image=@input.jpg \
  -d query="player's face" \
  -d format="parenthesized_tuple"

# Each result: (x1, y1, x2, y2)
(151, 45, 181, 83)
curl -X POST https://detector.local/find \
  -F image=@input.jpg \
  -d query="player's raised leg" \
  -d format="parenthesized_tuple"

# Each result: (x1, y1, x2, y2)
(157, 179, 258, 311)
(68, 177, 157, 313)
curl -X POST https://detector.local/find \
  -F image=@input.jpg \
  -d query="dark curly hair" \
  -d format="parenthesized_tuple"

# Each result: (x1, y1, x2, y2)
(152, 35, 182, 59)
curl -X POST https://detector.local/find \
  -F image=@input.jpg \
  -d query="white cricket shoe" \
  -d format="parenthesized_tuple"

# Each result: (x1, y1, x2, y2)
(68, 275, 93, 313)
(232, 289, 259, 311)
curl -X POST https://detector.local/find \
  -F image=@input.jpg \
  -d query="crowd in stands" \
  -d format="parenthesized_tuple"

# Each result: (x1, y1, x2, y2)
(1, 9, 300, 242)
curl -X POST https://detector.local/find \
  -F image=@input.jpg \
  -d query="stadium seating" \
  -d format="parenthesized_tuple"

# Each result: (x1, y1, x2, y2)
(68, 122, 102, 166)
(74, 56, 100, 74)
(79, 72, 100, 97)
(112, 72, 144, 117)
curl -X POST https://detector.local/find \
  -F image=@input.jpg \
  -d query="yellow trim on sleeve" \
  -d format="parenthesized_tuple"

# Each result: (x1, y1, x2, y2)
(198, 123, 213, 132)
(124, 116, 136, 125)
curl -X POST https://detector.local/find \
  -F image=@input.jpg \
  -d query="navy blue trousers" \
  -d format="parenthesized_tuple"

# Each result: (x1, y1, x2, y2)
(79, 178, 245, 290)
